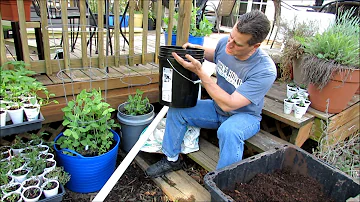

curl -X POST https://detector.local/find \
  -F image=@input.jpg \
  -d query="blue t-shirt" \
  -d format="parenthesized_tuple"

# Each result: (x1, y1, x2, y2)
(213, 37, 277, 121)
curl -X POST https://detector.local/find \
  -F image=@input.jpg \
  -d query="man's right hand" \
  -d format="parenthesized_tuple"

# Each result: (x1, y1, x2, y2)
(182, 42, 204, 50)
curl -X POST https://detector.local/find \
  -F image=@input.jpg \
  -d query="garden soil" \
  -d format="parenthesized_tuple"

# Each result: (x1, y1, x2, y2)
(224, 168, 335, 202)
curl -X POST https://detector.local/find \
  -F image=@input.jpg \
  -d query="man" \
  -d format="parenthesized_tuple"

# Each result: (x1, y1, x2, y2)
(146, 10, 277, 177)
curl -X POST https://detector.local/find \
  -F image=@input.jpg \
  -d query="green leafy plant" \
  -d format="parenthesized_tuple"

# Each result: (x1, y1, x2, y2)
(298, 83, 307, 90)
(57, 88, 119, 156)
(9, 155, 26, 170)
(124, 89, 151, 116)
(163, 6, 212, 37)
(285, 98, 293, 103)
(44, 166, 70, 185)
(11, 136, 26, 150)
(287, 82, 297, 88)
(0, 61, 57, 108)
(297, 100, 305, 107)
(0, 174, 11, 186)
(301, 9, 360, 89)
(2, 192, 21, 202)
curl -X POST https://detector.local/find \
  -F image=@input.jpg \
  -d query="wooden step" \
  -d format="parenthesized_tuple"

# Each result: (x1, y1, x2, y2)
(187, 130, 289, 172)
(134, 153, 211, 202)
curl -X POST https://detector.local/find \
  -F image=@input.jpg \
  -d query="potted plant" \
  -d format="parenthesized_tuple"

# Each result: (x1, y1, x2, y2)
(54, 88, 120, 193)
(41, 179, 59, 198)
(283, 97, 294, 115)
(21, 185, 42, 202)
(279, 17, 318, 83)
(21, 177, 40, 189)
(163, 6, 212, 46)
(300, 9, 359, 113)
(1, 191, 22, 202)
(117, 89, 155, 153)
(2, 182, 22, 194)
(43, 166, 70, 185)
(0, 0, 32, 21)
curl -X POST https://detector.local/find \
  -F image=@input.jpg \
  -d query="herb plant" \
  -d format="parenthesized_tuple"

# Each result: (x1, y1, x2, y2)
(44, 166, 70, 185)
(301, 9, 360, 89)
(58, 88, 119, 156)
(124, 89, 150, 116)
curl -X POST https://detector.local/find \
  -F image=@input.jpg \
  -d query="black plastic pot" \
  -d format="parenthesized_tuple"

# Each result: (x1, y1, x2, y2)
(204, 145, 360, 202)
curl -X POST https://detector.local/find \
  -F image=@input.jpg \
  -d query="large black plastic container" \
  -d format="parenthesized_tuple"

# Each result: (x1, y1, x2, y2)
(158, 46, 204, 108)
(204, 145, 360, 202)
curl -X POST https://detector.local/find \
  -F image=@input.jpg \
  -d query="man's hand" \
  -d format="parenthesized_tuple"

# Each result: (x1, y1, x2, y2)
(182, 42, 204, 50)
(171, 52, 203, 75)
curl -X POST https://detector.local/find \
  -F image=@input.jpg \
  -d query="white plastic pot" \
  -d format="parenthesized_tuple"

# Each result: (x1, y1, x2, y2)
(7, 106, 24, 124)
(283, 99, 294, 115)
(0, 109, 7, 126)
(21, 186, 42, 202)
(41, 179, 59, 198)
(23, 105, 40, 121)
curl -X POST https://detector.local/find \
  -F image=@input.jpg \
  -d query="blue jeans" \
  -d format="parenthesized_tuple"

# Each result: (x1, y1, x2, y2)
(162, 99, 260, 170)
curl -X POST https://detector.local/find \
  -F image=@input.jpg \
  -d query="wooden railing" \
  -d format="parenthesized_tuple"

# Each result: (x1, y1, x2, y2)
(0, 0, 193, 75)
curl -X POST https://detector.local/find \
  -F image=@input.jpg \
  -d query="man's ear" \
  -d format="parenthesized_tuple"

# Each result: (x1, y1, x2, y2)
(253, 43, 261, 49)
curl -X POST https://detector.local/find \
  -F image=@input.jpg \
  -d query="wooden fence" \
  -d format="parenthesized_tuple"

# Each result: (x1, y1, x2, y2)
(0, 0, 193, 75)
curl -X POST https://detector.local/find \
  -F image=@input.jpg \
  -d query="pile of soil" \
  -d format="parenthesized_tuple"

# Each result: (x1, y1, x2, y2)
(224, 168, 335, 202)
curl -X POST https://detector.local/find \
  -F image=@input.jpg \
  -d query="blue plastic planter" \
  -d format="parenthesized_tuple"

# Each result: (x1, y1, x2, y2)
(164, 32, 204, 46)
(164, 32, 177, 46)
(188, 35, 204, 46)
(54, 129, 120, 193)
(108, 15, 129, 27)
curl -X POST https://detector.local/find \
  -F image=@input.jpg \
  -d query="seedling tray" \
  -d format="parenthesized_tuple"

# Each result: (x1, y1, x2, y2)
(204, 145, 360, 202)
(0, 112, 44, 137)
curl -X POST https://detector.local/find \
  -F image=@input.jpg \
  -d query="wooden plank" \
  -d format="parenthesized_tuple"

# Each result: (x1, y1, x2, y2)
(47, 73, 71, 84)
(167, 0, 175, 45)
(97, 1, 104, 69)
(25, 22, 41, 28)
(81, 68, 107, 80)
(135, 153, 211, 202)
(0, 11, 7, 66)
(326, 116, 359, 144)
(328, 102, 359, 132)
(154, 0, 162, 64)
(128, 0, 135, 66)
(17, 0, 30, 64)
(114, 0, 120, 67)
(245, 130, 289, 153)
(291, 121, 314, 147)
(142, 0, 149, 64)
(262, 97, 314, 128)
(35, 75, 53, 85)
(41, 84, 159, 123)
(63, 69, 90, 82)
(176, 0, 191, 45)
(40, 0, 52, 74)
(61, 0, 70, 71)
(39, 73, 159, 98)
(29, 54, 156, 74)
(187, 137, 219, 171)
(79, 0, 88, 67)
(105, 67, 125, 77)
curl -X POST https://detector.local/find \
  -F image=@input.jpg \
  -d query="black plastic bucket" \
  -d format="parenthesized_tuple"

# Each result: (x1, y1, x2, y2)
(158, 46, 204, 108)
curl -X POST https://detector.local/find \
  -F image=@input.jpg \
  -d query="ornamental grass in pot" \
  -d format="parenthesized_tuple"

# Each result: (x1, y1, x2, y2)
(300, 9, 359, 113)
(54, 88, 120, 193)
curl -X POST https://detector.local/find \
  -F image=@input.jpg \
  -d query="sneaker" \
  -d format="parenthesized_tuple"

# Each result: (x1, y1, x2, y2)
(145, 157, 182, 178)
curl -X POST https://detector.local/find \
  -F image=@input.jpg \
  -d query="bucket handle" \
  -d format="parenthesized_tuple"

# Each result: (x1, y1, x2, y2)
(58, 148, 86, 158)
(167, 59, 201, 84)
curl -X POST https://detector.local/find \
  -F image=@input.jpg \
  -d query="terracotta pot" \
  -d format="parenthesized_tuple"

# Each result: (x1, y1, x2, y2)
(0, 0, 32, 21)
(308, 69, 359, 113)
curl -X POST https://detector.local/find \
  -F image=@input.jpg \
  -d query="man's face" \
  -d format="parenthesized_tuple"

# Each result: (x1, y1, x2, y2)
(225, 25, 259, 59)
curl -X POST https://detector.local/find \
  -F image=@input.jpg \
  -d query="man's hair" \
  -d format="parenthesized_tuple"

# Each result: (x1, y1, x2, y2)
(236, 10, 270, 46)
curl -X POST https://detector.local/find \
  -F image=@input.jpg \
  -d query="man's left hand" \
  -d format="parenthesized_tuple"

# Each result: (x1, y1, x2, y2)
(171, 52, 202, 75)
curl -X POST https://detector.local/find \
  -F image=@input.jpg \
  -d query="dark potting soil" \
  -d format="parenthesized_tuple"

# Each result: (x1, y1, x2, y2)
(224, 168, 335, 202)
